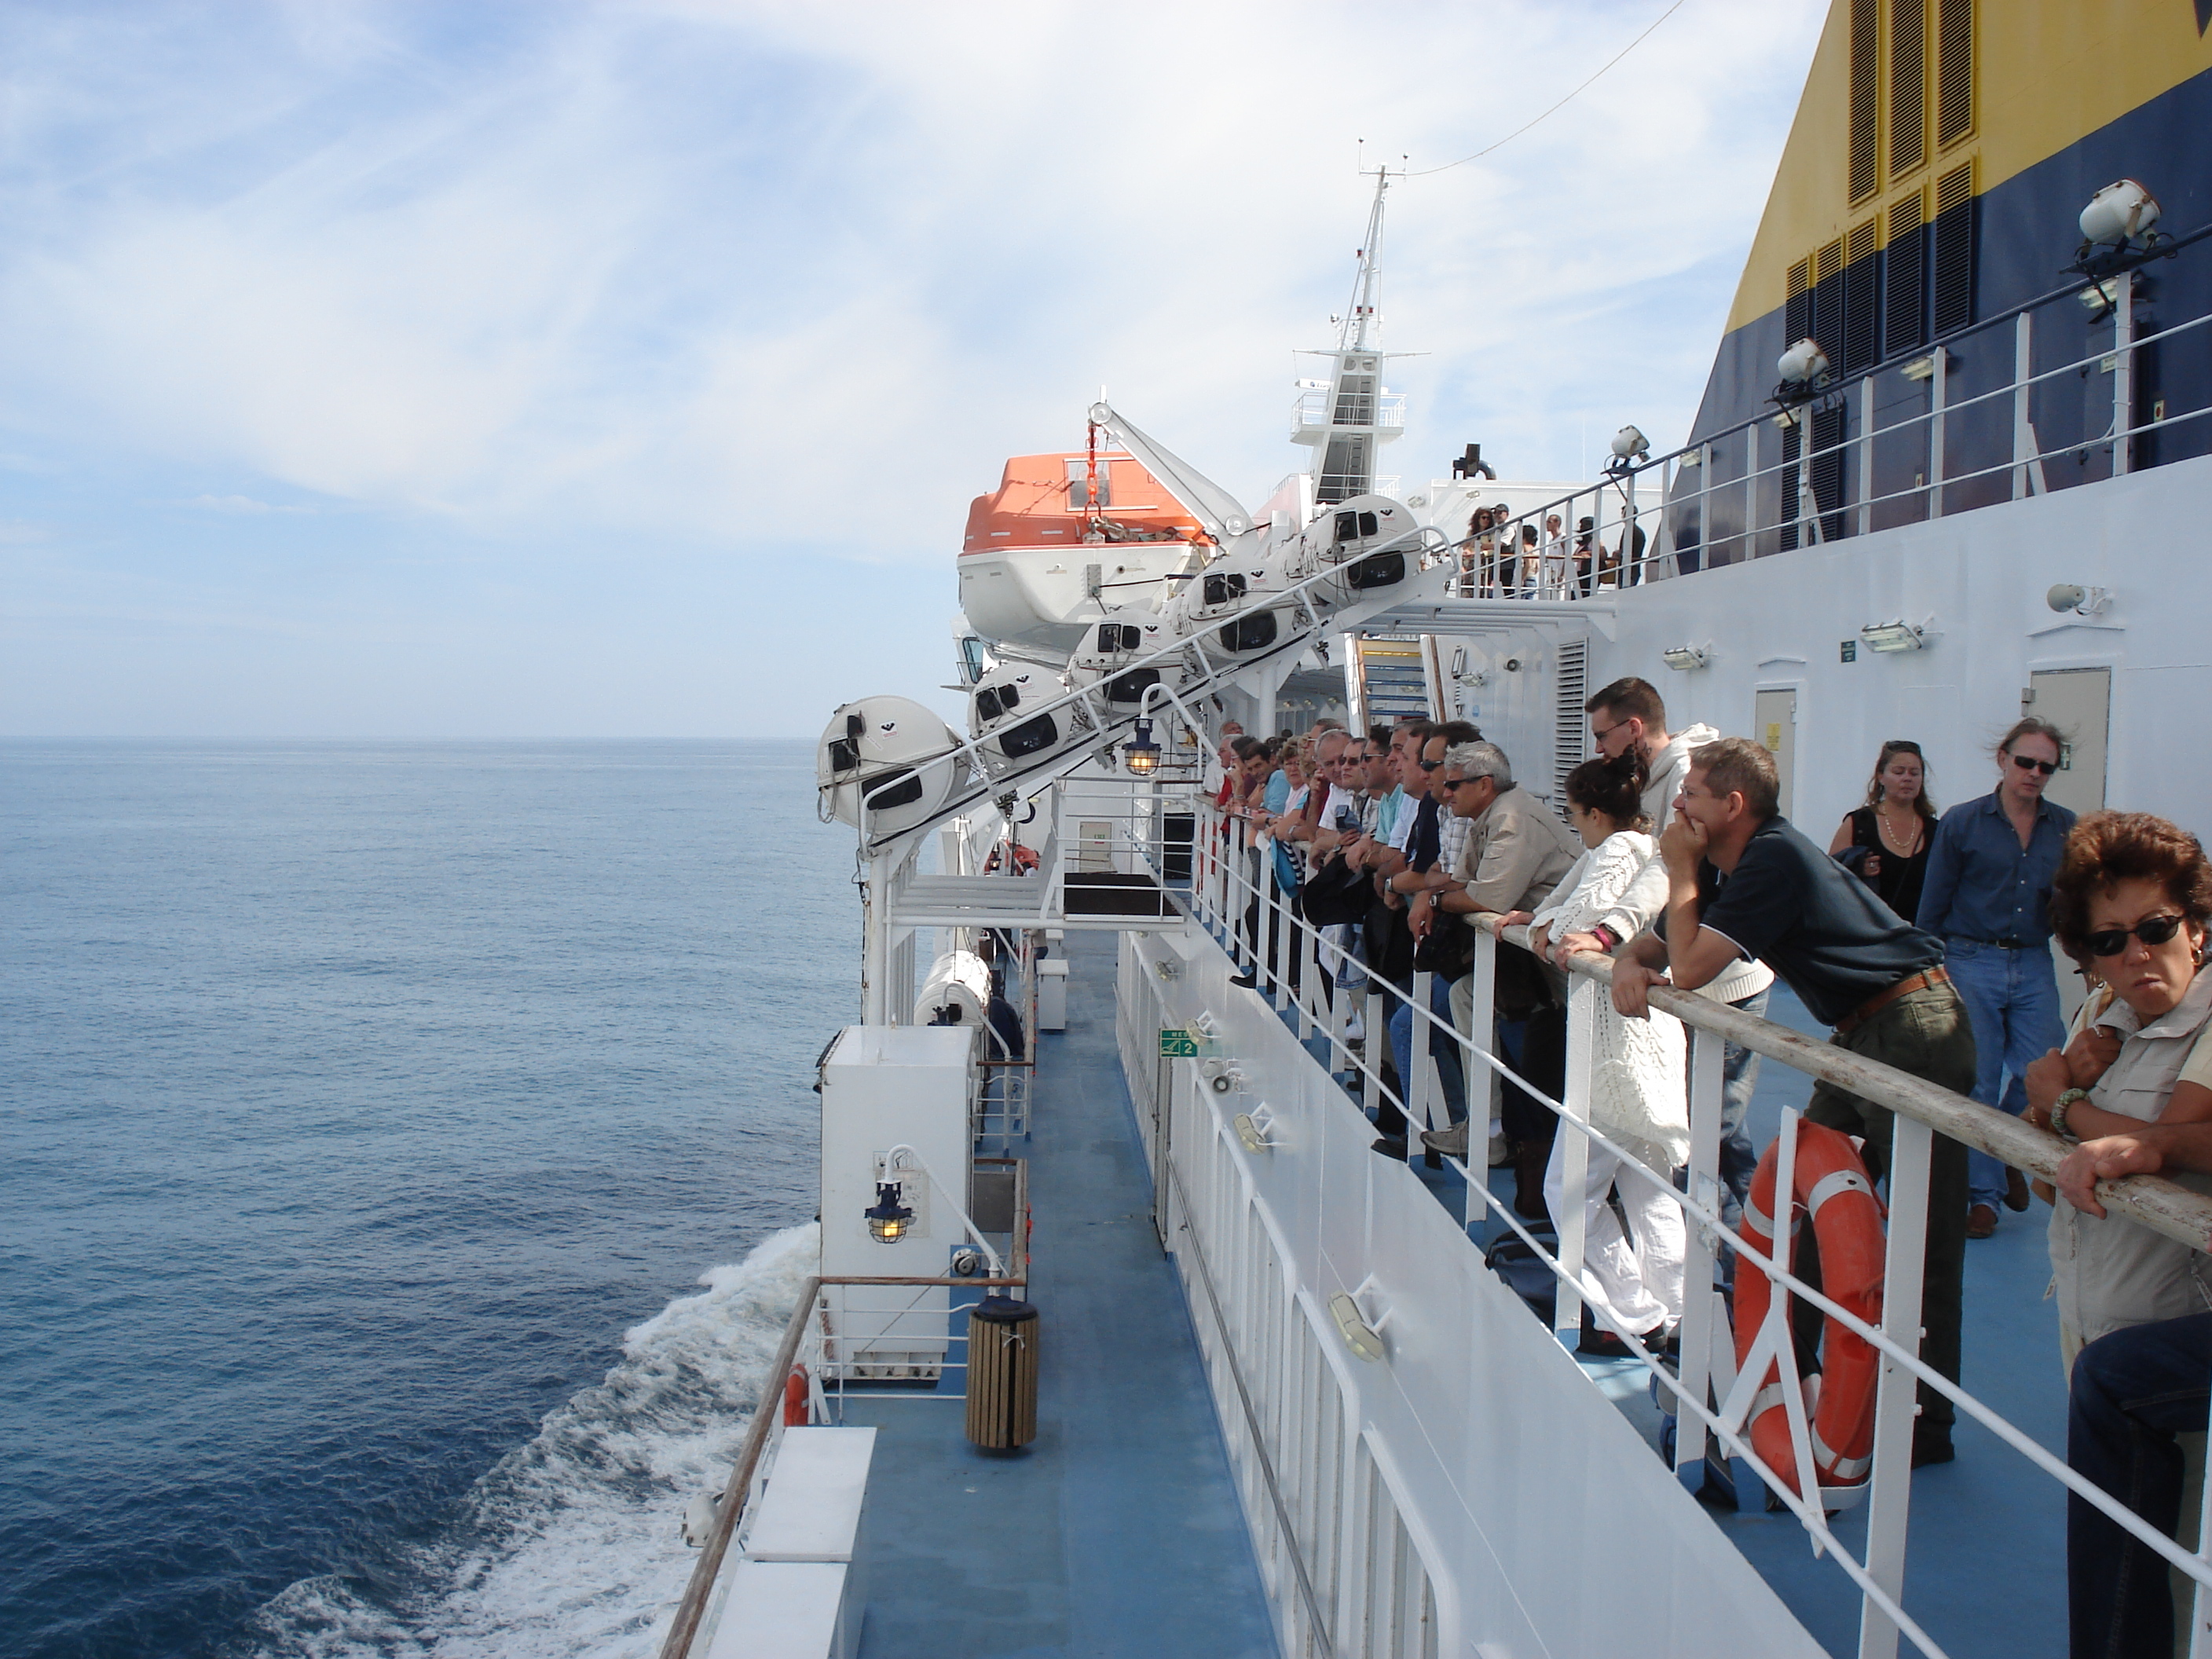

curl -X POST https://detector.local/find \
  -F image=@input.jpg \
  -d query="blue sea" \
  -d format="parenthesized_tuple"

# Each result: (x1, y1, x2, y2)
(1, 741, 846, 1659)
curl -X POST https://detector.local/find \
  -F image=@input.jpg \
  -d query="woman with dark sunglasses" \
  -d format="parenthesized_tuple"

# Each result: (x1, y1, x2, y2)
(2024, 813, 2212, 1375)
(1917, 716, 2077, 1237)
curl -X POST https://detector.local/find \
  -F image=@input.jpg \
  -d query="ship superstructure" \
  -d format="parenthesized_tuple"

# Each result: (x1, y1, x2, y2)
(669, 8, 2212, 1657)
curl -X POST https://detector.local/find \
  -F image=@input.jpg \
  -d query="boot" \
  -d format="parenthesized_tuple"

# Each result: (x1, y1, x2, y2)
(1513, 1144, 1551, 1222)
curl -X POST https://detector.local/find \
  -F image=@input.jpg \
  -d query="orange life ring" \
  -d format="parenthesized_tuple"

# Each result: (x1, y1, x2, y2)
(1733, 1120, 1885, 1497)
(782, 1365, 809, 1427)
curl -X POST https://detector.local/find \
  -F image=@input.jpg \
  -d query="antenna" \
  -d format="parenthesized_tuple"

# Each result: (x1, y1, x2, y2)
(1341, 167, 1393, 352)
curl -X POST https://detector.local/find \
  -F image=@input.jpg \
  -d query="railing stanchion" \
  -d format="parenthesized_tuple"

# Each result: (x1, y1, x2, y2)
(1858, 1112, 1932, 1659)
(2115, 269, 2137, 477)
(1554, 976, 1596, 1340)
(1676, 1027, 1727, 1483)
(1744, 423, 1760, 562)
(2013, 312, 2036, 500)
(1362, 984, 1385, 1123)
(1858, 375, 1877, 537)
(1929, 346, 1949, 518)
(1410, 967, 1437, 1135)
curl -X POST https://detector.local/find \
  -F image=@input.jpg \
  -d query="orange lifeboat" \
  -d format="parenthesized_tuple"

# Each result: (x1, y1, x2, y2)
(957, 450, 1210, 655)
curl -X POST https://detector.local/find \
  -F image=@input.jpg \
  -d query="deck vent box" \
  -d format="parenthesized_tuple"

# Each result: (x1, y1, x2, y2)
(1036, 957, 1068, 1030)
(819, 1026, 975, 1379)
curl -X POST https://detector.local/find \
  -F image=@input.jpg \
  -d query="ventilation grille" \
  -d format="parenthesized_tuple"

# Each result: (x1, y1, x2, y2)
(1786, 259, 1812, 345)
(1890, 0, 1927, 177)
(1552, 638, 1588, 806)
(1842, 218, 1880, 372)
(1932, 160, 1976, 336)
(1848, 0, 1879, 203)
(1884, 189, 1927, 354)
(1811, 402, 1848, 541)
(1936, 0, 1974, 147)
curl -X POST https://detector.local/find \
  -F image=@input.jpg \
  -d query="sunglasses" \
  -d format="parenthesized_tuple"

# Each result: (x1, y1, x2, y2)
(1437, 778, 1463, 790)
(1418, 758, 1445, 771)
(2085, 914, 2190, 958)
(2011, 753, 2060, 775)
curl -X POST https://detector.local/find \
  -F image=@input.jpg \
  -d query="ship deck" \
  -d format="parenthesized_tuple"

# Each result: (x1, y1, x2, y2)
(831, 927, 1276, 1659)
(835, 925, 2068, 1658)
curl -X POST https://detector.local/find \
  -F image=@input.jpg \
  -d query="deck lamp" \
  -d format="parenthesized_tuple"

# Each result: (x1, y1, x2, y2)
(2079, 179, 2160, 248)
(1860, 620, 1929, 654)
(864, 1181, 914, 1243)
(1232, 1105, 1279, 1153)
(1774, 338, 1831, 406)
(1661, 644, 1711, 672)
(1124, 719, 1161, 775)
(1330, 1276, 1394, 1363)
(1606, 425, 1650, 473)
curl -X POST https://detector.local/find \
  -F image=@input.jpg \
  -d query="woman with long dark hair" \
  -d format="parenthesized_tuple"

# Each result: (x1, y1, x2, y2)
(1829, 738, 1938, 921)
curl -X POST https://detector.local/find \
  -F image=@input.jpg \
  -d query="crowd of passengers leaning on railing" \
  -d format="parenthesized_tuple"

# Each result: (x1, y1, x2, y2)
(1204, 675, 2212, 1658)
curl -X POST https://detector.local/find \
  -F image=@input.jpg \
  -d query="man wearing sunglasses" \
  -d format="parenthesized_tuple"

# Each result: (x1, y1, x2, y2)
(1918, 716, 2077, 1238)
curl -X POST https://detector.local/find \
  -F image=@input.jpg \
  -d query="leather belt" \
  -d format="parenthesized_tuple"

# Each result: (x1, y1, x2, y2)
(1834, 965, 1951, 1038)
(1953, 934, 2031, 950)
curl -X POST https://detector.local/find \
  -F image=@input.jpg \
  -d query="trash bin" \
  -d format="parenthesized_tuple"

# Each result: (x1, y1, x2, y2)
(965, 1295, 1039, 1449)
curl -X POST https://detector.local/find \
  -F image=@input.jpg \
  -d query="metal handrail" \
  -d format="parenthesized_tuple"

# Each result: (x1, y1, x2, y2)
(1175, 808, 2212, 1647)
(1459, 239, 2212, 591)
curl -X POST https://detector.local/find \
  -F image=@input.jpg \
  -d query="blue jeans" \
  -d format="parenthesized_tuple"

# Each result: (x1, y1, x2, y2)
(1386, 975, 1467, 1134)
(1718, 987, 1768, 1225)
(1946, 938, 2064, 1210)
(2068, 1314, 2212, 1657)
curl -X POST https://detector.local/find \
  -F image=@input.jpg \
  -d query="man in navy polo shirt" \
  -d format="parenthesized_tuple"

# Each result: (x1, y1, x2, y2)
(1612, 737, 1979, 1464)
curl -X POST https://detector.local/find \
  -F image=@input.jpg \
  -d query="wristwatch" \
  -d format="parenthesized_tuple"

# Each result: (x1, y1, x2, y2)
(2050, 1087, 2090, 1143)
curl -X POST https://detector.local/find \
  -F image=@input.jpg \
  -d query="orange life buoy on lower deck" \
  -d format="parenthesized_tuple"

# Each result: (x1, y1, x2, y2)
(1733, 1120, 1886, 1497)
(783, 1365, 809, 1427)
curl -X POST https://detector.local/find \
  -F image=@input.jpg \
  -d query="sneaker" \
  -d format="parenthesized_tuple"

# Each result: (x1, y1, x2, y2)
(1486, 1131, 1513, 1168)
(1419, 1122, 1470, 1160)
(1343, 1011, 1366, 1044)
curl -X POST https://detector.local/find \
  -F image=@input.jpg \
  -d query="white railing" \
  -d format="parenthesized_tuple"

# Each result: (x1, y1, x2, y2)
(1294, 386, 1409, 435)
(1450, 236, 2212, 599)
(1165, 802, 2212, 1659)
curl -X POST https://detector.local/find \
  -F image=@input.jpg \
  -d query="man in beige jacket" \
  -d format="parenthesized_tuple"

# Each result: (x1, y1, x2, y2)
(1415, 742, 1580, 1203)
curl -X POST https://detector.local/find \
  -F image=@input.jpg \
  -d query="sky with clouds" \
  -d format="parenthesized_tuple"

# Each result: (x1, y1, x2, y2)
(0, 0, 1825, 738)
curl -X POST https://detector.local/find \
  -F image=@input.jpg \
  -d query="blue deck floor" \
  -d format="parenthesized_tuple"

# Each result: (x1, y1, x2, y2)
(838, 929, 1277, 1659)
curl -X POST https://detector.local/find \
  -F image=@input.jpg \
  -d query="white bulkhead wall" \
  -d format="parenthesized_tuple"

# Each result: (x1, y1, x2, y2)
(1577, 452, 2209, 847)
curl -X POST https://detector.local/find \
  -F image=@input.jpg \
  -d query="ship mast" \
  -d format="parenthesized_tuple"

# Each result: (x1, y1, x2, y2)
(1294, 168, 1405, 504)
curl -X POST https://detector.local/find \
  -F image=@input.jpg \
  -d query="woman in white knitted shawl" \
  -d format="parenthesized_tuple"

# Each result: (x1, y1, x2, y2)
(1500, 752, 1690, 1348)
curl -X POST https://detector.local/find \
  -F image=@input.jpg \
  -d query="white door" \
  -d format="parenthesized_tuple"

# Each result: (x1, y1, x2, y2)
(1755, 687, 1798, 820)
(2028, 668, 2111, 817)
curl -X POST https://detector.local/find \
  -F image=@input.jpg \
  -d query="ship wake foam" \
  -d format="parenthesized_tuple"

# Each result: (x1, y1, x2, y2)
(242, 1222, 819, 1659)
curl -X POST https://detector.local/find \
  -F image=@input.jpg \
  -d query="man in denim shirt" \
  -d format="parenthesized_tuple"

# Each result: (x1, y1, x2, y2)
(1917, 717, 2076, 1237)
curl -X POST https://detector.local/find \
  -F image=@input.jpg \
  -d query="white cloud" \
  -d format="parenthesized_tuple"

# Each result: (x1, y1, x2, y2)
(0, 1, 1823, 557)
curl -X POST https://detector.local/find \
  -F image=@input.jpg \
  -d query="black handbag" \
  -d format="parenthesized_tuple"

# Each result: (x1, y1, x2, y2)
(1299, 855, 1372, 928)
(1411, 912, 1475, 981)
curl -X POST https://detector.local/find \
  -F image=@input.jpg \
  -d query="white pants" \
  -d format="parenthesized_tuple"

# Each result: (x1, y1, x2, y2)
(1544, 1128, 1686, 1337)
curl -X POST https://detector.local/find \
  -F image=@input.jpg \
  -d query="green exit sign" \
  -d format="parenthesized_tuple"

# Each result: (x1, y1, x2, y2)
(1159, 1027, 1199, 1058)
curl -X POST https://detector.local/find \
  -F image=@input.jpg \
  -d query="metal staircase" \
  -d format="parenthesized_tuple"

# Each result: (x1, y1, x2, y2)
(1348, 635, 1433, 728)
